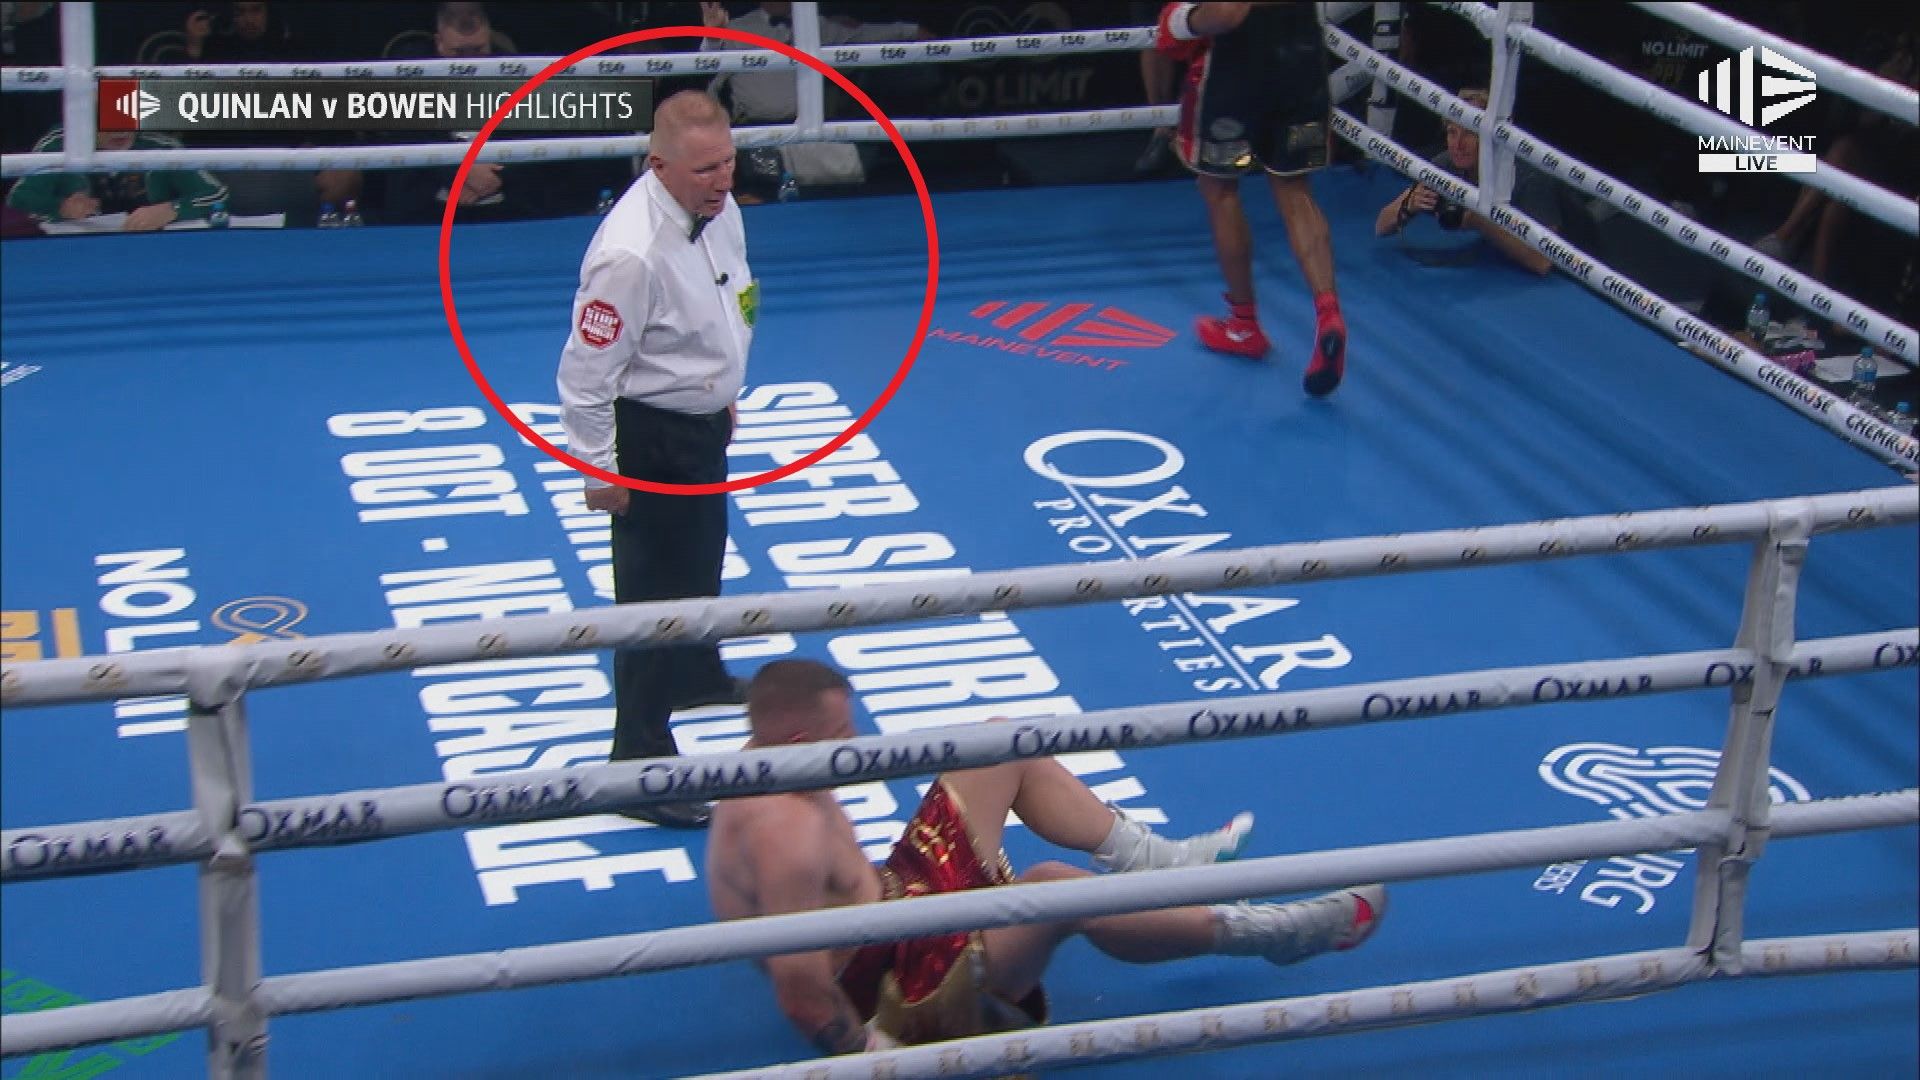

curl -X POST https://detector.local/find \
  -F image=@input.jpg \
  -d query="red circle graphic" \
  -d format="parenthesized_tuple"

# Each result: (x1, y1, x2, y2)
(438, 26, 940, 495)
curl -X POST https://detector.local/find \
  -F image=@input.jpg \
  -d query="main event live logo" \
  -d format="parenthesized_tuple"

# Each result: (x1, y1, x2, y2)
(929, 300, 1175, 374)
(1694, 46, 1819, 174)
(1531, 741, 1810, 914)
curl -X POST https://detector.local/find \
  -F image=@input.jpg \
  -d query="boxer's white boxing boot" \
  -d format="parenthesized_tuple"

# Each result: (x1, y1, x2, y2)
(1212, 885, 1386, 965)
(1092, 807, 1255, 873)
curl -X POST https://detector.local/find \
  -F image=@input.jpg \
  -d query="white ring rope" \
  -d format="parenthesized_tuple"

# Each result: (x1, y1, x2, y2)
(4, 486, 1912, 708)
(1436, 1, 1919, 237)
(1, 483, 1915, 1066)
(0, 27, 1157, 91)
(1630, 1, 1920, 124)
(7, 628, 1912, 882)
(812, 105, 1177, 144)
(1334, 109, 1919, 466)
(0, 110, 1195, 176)
(1324, 22, 1918, 366)
(7, 795, 1915, 1057)
(700, 929, 1920, 1080)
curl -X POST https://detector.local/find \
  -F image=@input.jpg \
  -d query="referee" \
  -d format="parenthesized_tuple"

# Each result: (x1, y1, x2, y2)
(558, 91, 754, 830)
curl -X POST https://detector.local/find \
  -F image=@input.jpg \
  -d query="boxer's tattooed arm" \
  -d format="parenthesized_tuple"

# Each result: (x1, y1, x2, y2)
(812, 1003, 866, 1055)
(772, 964, 871, 1055)
(751, 813, 873, 1055)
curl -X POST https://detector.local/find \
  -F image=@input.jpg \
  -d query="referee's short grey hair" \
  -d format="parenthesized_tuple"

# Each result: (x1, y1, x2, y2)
(652, 89, 731, 154)
(648, 91, 729, 157)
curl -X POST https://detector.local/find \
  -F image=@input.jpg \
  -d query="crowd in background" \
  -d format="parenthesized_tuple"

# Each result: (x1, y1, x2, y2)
(1, 1, 1914, 362)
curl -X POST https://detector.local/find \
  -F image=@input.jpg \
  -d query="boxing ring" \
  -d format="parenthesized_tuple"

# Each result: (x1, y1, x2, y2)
(3, 3, 1917, 1077)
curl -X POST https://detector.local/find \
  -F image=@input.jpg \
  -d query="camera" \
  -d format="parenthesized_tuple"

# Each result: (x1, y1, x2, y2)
(1435, 199, 1466, 231)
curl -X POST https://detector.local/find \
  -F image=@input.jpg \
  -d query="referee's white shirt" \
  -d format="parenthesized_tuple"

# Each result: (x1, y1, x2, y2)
(556, 168, 754, 477)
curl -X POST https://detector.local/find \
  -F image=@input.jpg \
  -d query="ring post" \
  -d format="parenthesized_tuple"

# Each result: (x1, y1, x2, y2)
(1364, 3, 1402, 137)
(185, 650, 267, 1078)
(1481, 3, 1531, 211)
(1686, 500, 1811, 971)
(792, 2, 825, 144)
(59, 3, 97, 172)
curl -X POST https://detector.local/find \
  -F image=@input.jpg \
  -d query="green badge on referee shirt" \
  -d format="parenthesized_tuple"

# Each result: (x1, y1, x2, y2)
(737, 280, 759, 328)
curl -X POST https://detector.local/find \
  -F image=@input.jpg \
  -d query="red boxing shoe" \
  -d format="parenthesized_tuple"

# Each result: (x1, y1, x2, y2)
(1195, 295, 1271, 359)
(1303, 293, 1346, 397)
(1195, 315, 1271, 359)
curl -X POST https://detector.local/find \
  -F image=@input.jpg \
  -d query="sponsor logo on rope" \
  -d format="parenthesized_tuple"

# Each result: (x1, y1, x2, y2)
(1011, 722, 1141, 757)
(1695, 47, 1818, 173)
(242, 800, 383, 844)
(1362, 688, 1483, 719)
(825, 741, 960, 782)
(6, 827, 174, 872)
(1754, 362, 1834, 413)
(1531, 742, 1809, 914)
(1535, 235, 1595, 282)
(1188, 706, 1310, 737)
(1844, 409, 1920, 461)
(442, 780, 583, 822)
(1601, 275, 1666, 322)
(1528, 668, 1651, 703)
(1873, 642, 1918, 668)
(1673, 315, 1745, 366)
(639, 759, 781, 796)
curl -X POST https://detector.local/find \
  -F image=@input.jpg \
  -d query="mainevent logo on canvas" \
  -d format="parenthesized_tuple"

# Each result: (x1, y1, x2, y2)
(929, 301, 1176, 375)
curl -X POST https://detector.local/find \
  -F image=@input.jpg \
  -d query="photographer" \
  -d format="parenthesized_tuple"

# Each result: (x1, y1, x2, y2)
(1374, 88, 1557, 276)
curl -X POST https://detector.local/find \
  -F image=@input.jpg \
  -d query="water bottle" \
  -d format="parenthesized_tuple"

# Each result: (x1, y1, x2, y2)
(594, 187, 615, 215)
(1891, 402, 1915, 435)
(208, 199, 229, 229)
(776, 168, 799, 203)
(317, 202, 340, 229)
(1849, 346, 1878, 407)
(1744, 293, 1770, 345)
(341, 199, 363, 227)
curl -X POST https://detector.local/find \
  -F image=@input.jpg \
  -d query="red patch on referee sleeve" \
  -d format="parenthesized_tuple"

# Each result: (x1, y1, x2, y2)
(578, 299, 623, 348)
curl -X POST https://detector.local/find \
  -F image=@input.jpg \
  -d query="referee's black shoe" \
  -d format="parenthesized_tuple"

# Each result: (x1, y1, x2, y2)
(679, 676, 750, 710)
(623, 801, 712, 829)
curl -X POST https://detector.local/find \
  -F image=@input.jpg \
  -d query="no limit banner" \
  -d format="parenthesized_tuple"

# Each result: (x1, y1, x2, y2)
(98, 79, 656, 133)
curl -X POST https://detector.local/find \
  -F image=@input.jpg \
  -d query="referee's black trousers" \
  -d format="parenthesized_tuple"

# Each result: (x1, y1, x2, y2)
(607, 397, 733, 763)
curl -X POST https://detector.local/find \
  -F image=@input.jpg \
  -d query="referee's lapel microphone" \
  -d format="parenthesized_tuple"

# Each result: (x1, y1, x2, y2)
(689, 213, 729, 285)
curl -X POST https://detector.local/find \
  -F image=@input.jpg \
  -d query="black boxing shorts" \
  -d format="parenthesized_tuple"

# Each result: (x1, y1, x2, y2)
(1175, 5, 1331, 178)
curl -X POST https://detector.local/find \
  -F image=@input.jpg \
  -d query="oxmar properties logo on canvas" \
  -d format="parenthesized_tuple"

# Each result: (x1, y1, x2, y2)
(1695, 46, 1819, 174)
